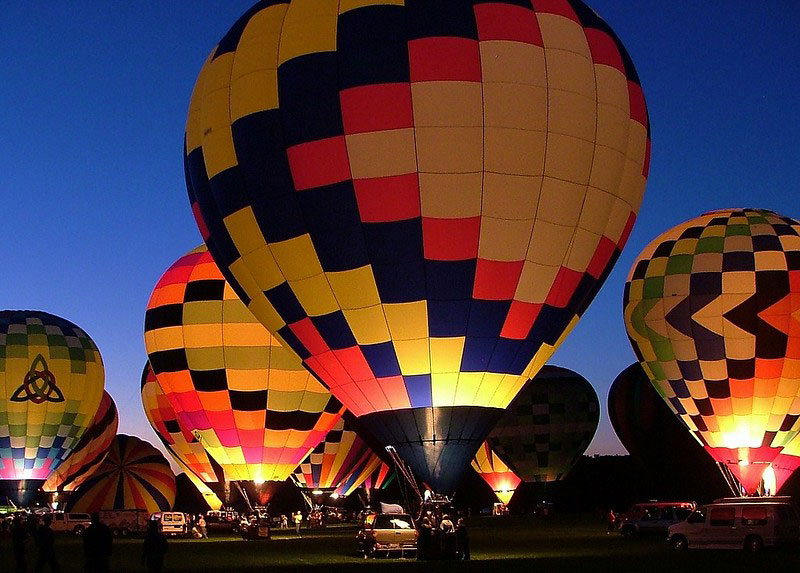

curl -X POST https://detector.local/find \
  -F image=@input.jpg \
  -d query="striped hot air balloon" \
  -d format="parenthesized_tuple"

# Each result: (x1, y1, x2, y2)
(43, 390, 118, 493)
(292, 415, 383, 494)
(184, 0, 649, 495)
(144, 246, 344, 483)
(67, 435, 176, 514)
(471, 441, 521, 505)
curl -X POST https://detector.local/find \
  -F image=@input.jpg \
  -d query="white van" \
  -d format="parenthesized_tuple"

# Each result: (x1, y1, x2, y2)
(157, 512, 189, 537)
(668, 500, 800, 552)
(49, 512, 92, 535)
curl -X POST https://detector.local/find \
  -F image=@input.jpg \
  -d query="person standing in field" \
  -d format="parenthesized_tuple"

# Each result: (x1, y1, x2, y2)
(142, 520, 168, 573)
(456, 518, 470, 560)
(34, 514, 61, 573)
(83, 512, 113, 573)
(197, 515, 208, 539)
(606, 509, 617, 534)
(293, 511, 303, 536)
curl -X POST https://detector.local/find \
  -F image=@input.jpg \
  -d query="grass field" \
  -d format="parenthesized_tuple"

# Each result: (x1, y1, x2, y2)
(2, 515, 800, 572)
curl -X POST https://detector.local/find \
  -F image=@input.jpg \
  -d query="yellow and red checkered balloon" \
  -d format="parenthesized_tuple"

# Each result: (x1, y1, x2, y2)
(624, 209, 800, 493)
(185, 0, 649, 492)
(143, 246, 344, 483)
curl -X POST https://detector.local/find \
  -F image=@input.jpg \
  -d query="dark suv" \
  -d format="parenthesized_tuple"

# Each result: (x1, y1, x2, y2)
(619, 503, 695, 538)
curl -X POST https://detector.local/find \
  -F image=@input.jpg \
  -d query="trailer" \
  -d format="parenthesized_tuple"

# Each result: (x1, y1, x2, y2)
(98, 509, 149, 536)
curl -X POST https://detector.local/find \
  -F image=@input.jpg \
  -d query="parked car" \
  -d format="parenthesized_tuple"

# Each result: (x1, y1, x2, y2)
(49, 512, 92, 535)
(356, 512, 418, 558)
(156, 512, 189, 537)
(668, 499, 800, 552)
(99, 509, 149, 536)
(619, 505, 694, 538)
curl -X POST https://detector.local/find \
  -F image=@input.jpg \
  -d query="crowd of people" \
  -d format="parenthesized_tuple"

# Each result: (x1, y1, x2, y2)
(3, 512, 169, 573)
(416, 509, 470, 561)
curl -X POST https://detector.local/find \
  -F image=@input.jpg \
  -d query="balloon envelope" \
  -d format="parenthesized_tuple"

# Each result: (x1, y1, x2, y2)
(293, 414, 383, 493)
(184, 0, 649, 493)
(144, 246, 344, 483)
(471, 441, 521, 504)
(488, 366, 599, 483)
(0, 310, 105, 504)
(141, 361, 222, 484)
(624, 209, 800, 493)
(68, 434, 176, 514)
(43, 390, 118, 493)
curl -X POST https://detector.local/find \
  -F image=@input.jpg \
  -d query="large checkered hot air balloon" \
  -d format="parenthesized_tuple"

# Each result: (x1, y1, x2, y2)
(43, 390, 118, 494)
(143, 246, 344, 484)
(624, 209, 800, 494)
(184, 0, 649, 492)
(0, 310, 105, 505)
(488, 366, 599, 482)
(141, 362, 224, 510)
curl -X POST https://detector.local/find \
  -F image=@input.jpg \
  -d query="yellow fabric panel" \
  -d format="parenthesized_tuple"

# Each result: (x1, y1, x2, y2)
(383, 301, 428, 341)
(544, 50, 595, 98)
(151, 326, 185, 353)
(411, 81, 482, 127)
(431, 372, 458, 406)
(182, 301, 222, 326)
(484, 127, 547, 177)
(617, 121, 648, 207)
(603, 198, 635, 244)
(419, 172, 483, 218)
(722, 271, 756, 294)
(430, 337, 465, 374)
(343, 305, 391, 345)
(291, 273, 340, 317)
(224, 347, 273, 371)
(548, 89, 596, 142)
(453, 372, 483, 406)
(236, 245, 284, 295)
(185, 51, 214, 153)
(234, 411, 265, 431)
(269, 234, 324, 280)
(278, 0, 338, 65)
(483, 82, 547, 131)
(182, 323, 224, 347)
(544, 133, 594, 185)
(185, 347, 224, 370)
(538, 13, 591, 58)
(393, 338, 430, 376)
(225, 369, 268, 392)
(482, 173, 541, 220)
(225, 206, 269, 258)
(474, 373, 504, 407)
(345, 128, 417, 178)
(478, 217, 533, 262)
(200, 53, 237, 179)
(756, 250, 789, 271)
(222, 321, 271, 346)
(526, 219, 573, 265)
(415, 126, 482, 173)
(514, 262, 559, 303)
(479, 41, 546, 86)
(230, 4, 286, 122)
(593, 64, 630, 113)
(247, 294, 287, 334)
(326, 265, 381, 310)
(566, 228, 601, 273)
(579, 187, 616, 236)
(537, 177, 585, 226)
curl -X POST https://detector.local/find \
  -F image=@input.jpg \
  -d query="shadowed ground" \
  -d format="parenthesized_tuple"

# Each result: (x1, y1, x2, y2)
(2, 514, 799, 572)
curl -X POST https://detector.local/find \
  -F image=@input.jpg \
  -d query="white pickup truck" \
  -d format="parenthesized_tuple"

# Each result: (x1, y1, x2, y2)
(49, 512, 92, 535)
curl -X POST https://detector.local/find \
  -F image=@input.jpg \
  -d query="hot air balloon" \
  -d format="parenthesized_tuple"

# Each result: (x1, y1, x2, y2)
(141, 361, 224, 510)
(293, 414, 384, 494)
(339, 461, 394, 499)
(0, 310, 105, 505)
(184, 0, 649, 494)
(608, 363, 728, 498)
(624, 209, 800, 494)
(43, 390, 118, 495)
(766, 433, 800, 494)
(144, 246, 344, 484)
(67, 434, 176, 514)
(471, 441, 521, 505)
(488, 366, 599, 483)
